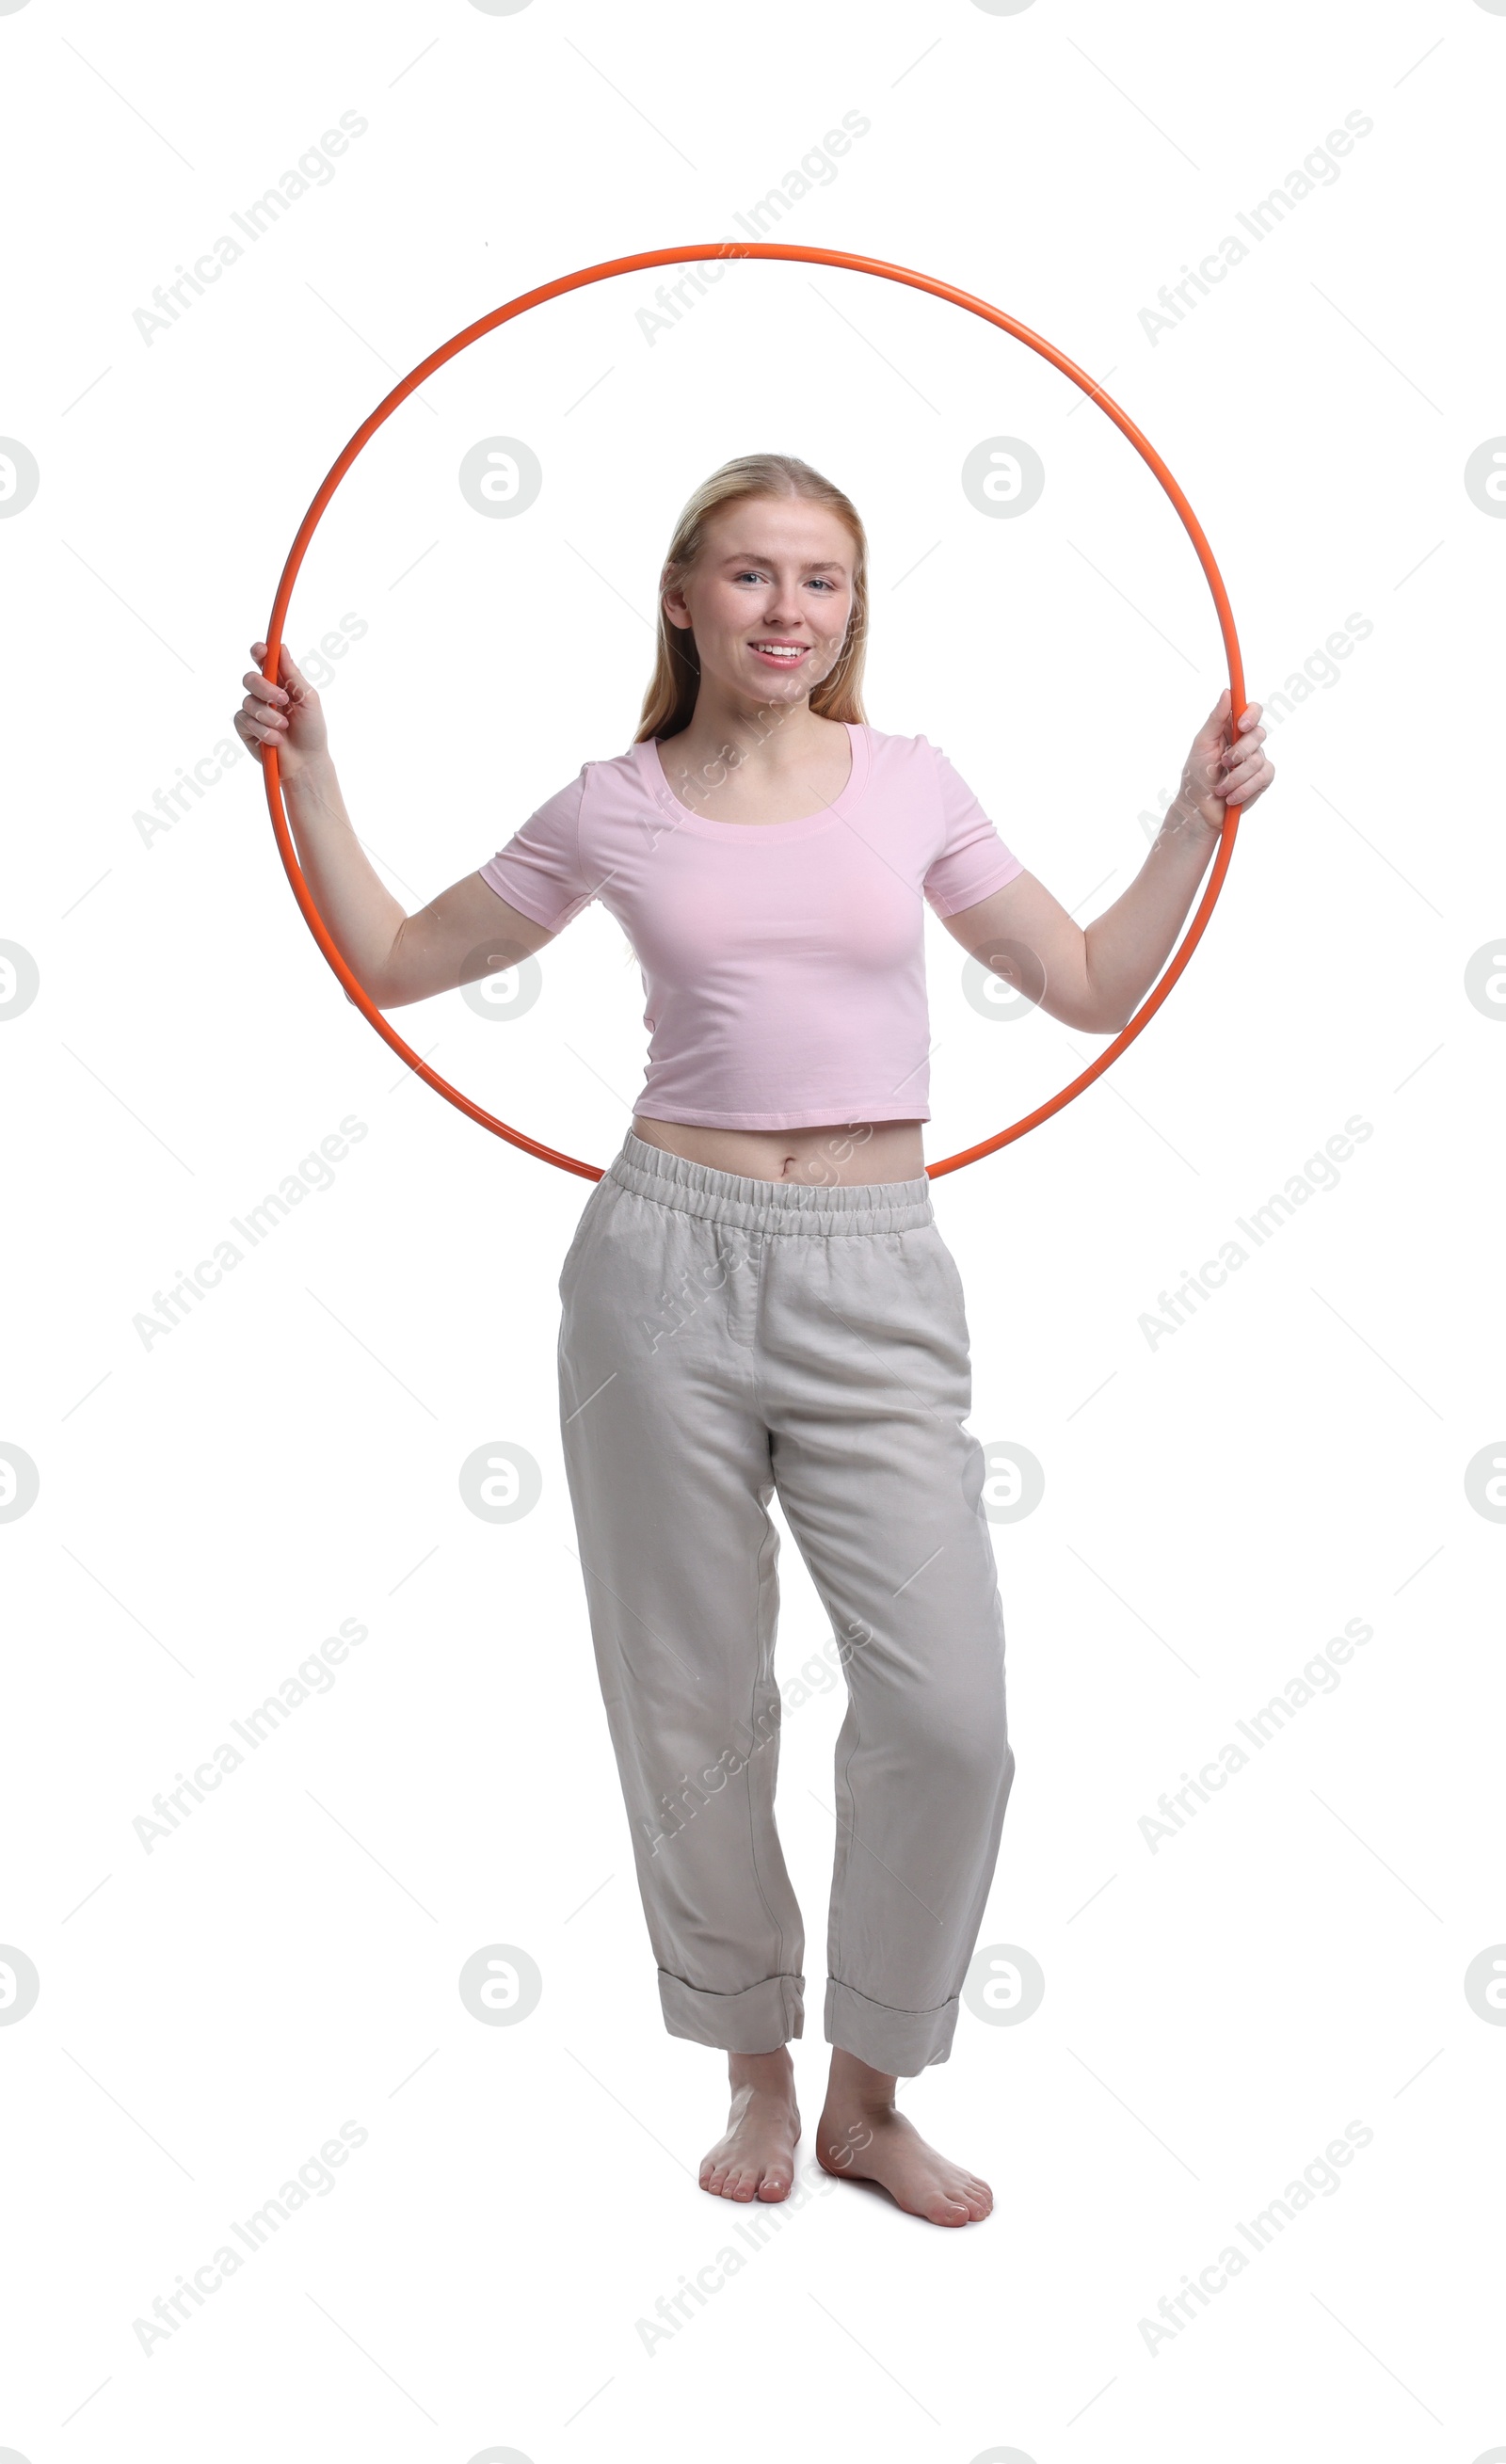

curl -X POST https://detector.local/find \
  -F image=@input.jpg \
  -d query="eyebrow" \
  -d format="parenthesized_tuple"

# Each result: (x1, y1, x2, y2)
(716, 552, 848, 572)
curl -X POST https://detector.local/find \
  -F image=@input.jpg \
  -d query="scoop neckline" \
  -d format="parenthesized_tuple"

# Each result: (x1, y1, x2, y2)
(636, 721, 869, 842)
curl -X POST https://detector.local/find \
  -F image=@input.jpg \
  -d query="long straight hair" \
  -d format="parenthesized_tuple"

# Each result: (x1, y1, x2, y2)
(634, 454, 869, 744)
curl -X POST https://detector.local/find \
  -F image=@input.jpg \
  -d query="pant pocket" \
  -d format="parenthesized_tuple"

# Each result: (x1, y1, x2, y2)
(899, 1222, 970, 1346)
(927, 1224, 971, 1335)
(558, 1175, 611, 1303)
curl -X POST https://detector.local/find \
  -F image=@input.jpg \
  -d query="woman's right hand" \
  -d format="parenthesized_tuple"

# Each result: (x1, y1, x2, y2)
(234, 640, 329, 783)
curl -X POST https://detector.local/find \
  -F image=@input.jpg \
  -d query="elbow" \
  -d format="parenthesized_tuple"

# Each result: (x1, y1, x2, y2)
(1080, 968, 1135, 1034)
(1070, 985, 1133, 1034)
(364, 975, 420, 1013)
(346, 962, 391, 1010)
(348, 955, 412, 1011)
(362, 921, 413, 1011)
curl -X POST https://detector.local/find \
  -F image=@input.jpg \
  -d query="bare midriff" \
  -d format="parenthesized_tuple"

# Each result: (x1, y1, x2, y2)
(631, 1114, 926, 1188)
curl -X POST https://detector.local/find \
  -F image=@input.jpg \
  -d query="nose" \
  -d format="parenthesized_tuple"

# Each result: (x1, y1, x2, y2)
(759, 573, 806, 632)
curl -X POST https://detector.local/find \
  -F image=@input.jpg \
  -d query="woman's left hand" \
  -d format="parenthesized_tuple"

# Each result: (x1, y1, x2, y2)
(1178, 690, 1274, 832)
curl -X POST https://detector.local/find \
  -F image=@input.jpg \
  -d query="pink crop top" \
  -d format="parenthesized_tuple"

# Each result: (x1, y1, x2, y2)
(478, 722, 1025, 1130)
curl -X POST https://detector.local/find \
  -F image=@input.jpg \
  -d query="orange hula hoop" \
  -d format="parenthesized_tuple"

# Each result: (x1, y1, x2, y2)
(261, 242, 1246, 1185)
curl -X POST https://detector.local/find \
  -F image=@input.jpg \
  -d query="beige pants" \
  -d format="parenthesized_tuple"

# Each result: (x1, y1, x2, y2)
(556, 1129, 1016, 2075)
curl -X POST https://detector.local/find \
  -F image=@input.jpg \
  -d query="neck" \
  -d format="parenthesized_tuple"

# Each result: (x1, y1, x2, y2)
(661, 680, 834, 793)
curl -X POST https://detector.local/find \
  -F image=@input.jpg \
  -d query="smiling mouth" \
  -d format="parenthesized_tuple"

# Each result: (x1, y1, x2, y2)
(748, 640, 810, 664)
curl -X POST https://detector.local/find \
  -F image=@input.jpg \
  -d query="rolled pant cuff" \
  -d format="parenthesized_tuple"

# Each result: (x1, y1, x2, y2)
(825, 1977, 959, 2075)
(658, 1967, 806, 2053)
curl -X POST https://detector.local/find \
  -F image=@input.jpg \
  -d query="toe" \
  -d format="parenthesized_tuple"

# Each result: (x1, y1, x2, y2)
(758, 2168, 792, 2200)
(926, 2192, 969, 2226)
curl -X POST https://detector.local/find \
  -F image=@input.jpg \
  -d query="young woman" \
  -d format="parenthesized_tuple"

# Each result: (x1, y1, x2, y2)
(235, 452, 1272, 2228)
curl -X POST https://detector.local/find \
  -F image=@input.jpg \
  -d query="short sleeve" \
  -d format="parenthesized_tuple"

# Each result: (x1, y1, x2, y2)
(479, 766, 596, 932)
(920, 740, 1025, 918)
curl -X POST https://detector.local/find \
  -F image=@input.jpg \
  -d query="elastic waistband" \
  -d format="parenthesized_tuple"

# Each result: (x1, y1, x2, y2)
(608, 1129, 935, 1237)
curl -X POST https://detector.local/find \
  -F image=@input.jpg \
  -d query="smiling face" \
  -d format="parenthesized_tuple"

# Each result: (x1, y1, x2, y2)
(663, 495, 858, 713)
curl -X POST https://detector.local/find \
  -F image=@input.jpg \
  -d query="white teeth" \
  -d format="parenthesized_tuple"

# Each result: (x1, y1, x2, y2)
(754, 644, 804, 659)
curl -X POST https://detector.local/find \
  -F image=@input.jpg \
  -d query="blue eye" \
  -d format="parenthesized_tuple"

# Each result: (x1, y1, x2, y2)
(732, 568, 840, 586)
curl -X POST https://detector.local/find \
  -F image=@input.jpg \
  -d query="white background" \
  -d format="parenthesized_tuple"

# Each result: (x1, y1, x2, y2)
(2, 2, 1502, 2457)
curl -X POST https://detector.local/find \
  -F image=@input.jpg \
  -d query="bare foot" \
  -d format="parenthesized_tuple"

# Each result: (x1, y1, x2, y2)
(699, 2046, 802, 2202)
(817, 2048, 992, 2227)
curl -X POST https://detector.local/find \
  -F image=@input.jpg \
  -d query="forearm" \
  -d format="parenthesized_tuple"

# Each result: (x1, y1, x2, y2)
(1083, 802, 1223, 1029)
(281, 753, 407, 995)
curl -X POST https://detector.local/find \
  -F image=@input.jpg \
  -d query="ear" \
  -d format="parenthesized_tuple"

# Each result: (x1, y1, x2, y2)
(662, 575, 694, 632)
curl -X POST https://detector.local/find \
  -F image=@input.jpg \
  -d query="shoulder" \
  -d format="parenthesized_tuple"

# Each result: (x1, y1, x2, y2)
(588, 740, 655, 784)
(524, 743, 652, 825)
(856, 724, 950, 775)
(853, 726, 960, 812)
(578, 740, 658, 809)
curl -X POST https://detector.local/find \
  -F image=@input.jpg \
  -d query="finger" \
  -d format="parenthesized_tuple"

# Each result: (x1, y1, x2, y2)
(242, 669, 289, 707)
(1226, 758, 1274, 805)
(249, 640, 290, 685)
(1215, 757, 1259, 801)
(249, 639, 306, 694)
(1194, 688, 1238, 749)
(1225, 756, 1271, 803)
(1215, 735, 1266, 784)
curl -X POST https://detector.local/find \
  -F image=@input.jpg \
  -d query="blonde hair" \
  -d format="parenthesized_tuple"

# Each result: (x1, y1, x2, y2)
(635, 453, 869, 743)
